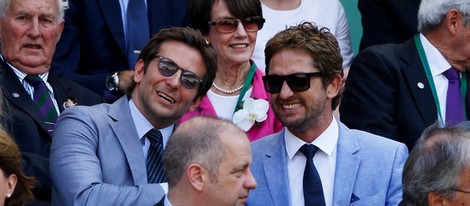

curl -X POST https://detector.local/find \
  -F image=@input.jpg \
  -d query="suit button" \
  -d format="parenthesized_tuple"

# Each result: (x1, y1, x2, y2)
(44, 143, 51, 151)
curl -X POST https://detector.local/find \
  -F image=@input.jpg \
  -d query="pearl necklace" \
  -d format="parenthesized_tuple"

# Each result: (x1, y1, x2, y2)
(212, 82, 244, 94)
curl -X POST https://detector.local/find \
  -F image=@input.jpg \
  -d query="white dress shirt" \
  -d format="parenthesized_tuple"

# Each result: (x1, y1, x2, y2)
(285, 116, 338, 206)
(420, 33, 453, 123)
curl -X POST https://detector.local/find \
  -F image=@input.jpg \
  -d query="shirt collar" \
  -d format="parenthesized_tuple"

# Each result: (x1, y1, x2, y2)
(285, 115, 339, 159)
(420, 33, 452, 76)
(128, 99, 174, 143)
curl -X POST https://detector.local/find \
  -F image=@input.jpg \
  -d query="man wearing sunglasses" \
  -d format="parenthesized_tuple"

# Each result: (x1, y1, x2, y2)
(49, 27, 217, 205)
(247, 22, 408, 206)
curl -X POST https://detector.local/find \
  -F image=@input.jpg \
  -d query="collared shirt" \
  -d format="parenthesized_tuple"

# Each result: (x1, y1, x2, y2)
(420, 33, 453, 123)
(128, 99, 170, 192)
(1, 54, 60, 114)
(285, 115, 338, 206)
(128, 99, 173, 158)
(164, 195, 173, 206)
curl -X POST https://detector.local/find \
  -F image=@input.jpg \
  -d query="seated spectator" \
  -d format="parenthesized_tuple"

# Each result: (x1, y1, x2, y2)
(0, 127, 35, 206)
(0, 0, 102, 203)
(179, 0, 283, 141)
(401, 122, 470, 205)
(158, 116, 256, 205)
(50, 27, 217, 205)
(340, 0, 470, 149)
(248, 22, 408, 206)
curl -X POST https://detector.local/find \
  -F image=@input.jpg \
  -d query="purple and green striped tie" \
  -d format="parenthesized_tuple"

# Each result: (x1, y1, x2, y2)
(24, 75, 58, 133)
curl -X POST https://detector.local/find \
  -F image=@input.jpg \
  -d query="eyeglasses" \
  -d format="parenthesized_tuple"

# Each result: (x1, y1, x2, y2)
(452, 188, 470, 194)
(262, 72, 323, 93)
(208, 16, 265, 33)
(155, 55, 203, 89)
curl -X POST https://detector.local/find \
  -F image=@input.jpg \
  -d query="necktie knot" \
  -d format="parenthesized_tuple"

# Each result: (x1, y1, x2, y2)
(299, 144, 319, 159)
(24, 75, 44, 87)
(146, 128, 162, 144)
(443, 67, 460, 81)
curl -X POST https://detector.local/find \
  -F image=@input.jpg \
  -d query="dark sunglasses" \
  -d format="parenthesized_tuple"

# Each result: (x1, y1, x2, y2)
(156, 55, 203, 89)
(208, 16, 265, 33)
(262, 72, 323, 93)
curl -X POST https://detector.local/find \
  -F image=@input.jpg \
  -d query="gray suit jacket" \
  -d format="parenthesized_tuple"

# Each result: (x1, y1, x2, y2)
(247, 120, 408, 206)
(50, 96, 165, 205)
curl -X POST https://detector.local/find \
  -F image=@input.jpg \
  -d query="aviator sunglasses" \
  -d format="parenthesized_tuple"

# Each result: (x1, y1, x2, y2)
(262, 72, 323, 93)
(208, 16, 266, 33)
(155, 55, 203, 89)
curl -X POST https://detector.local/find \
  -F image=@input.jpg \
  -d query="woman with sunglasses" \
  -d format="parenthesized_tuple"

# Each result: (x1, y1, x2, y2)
(179, 0, 283, 141)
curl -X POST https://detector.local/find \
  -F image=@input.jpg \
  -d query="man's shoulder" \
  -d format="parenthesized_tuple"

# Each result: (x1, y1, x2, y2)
(251, 130, 283, 148)
(50, 75, 103, 104)
(346, 128, 404, 149)
(340, 123, 408, 152)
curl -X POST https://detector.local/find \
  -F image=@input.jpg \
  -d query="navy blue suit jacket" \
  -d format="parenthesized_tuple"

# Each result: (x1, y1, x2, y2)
(340, 38, 470, 149)
(358, 0, 420, 51)
(1, 60, 102, 205)
(51, 0, 189, 95)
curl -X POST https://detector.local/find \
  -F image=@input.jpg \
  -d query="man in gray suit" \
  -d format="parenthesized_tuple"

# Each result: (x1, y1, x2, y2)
(156, 116, 257, 206)
(247, 22, 409, 206)
(49, 27, 217, 205)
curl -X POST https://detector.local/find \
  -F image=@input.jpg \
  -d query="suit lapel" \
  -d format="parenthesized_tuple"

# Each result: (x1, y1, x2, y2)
(262, 130, 290, 206)
(108, 97, 148, 184)
(400, 39, 437, 125)
(333, 122, 360, 205)
(1, 63, 49, 132)
(97, 0, 126, 53)
(49, 76, 70, 113)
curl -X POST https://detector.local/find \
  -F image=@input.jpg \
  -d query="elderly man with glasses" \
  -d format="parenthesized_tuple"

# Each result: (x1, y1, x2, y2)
(247, 22, 409, 206)
(49, 27, 217, 205)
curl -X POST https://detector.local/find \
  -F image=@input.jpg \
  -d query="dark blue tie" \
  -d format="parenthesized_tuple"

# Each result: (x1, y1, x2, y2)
(146, 128, 166, 183)
(299, 144, 326, 206)
(127, 0, 149, 67)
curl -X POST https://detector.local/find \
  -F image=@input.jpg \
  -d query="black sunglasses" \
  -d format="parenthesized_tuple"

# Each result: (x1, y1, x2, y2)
(208, 16, 265, 33)
(155, 55, 203, 89)
(262, 72, 323, 93)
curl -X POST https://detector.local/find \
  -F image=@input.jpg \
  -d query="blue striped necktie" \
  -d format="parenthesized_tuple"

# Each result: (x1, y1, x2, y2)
(24, 75, 58, 133)
(300, 144, 326, 206)
(146, 128, 166, 183)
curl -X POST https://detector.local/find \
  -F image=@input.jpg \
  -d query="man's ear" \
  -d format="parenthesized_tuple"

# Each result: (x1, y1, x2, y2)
(188, 96, 203, 112)
(428, 192, 444, 206)
(326, 75, 342, 99)
(187, 164, 205, 192)
(445, 9, 460, 36)
(133, 59, 145, 84)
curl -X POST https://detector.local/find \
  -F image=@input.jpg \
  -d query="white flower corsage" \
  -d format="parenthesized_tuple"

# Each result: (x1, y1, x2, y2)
(233, 98, 269, 131)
